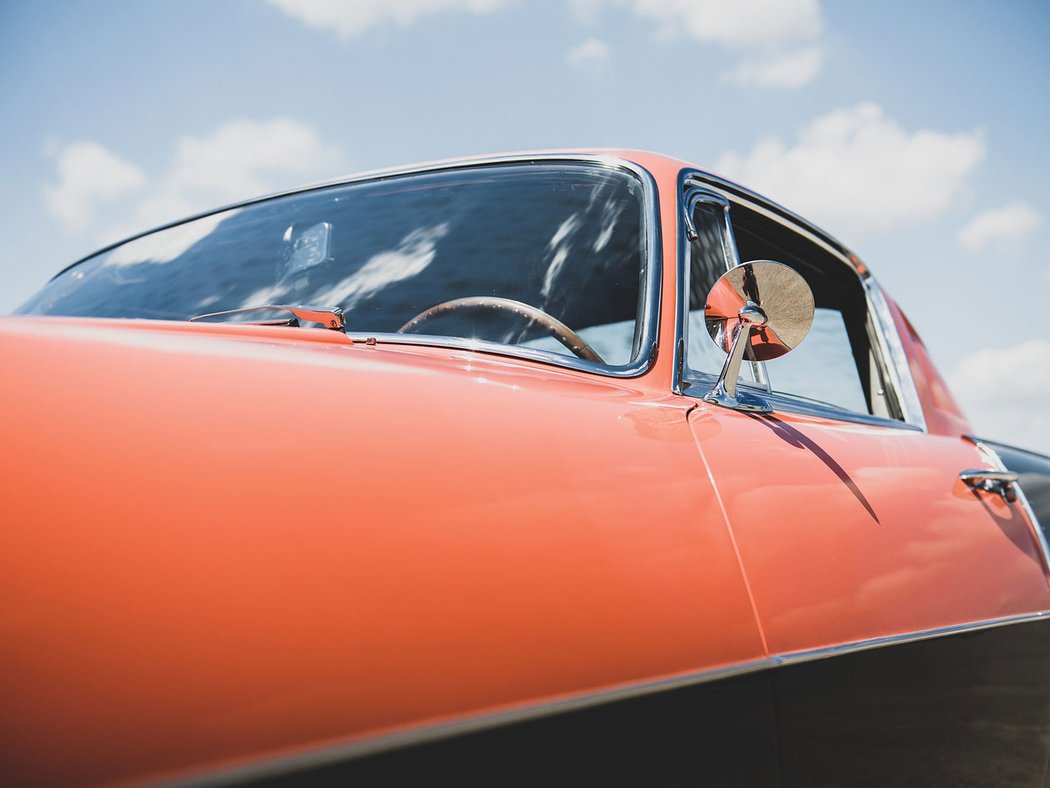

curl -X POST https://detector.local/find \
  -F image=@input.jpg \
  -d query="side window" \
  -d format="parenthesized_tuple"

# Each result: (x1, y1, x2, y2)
(684, 190, 897, 421)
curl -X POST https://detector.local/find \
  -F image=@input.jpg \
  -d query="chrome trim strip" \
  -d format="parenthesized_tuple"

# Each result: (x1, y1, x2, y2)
(687, 372, 924, 431)
(174, 610, 1050, 787)
(968, 437, 1050, 580)
(771, 611, 1050, 667)
(49, 155, 662, 381)
(865, 277, 927, 430)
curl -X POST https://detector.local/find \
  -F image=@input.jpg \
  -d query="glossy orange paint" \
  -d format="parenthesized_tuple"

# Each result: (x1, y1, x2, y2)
(884, 294, 972, 437)
(0, 313, 761, 785)
(689, 404, 1050, 655)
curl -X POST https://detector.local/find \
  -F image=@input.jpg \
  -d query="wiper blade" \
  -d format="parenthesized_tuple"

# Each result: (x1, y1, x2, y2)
(189, 304, 346, 331)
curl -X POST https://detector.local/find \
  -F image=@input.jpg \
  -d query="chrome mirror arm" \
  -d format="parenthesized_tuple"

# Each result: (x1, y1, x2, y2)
(703, 301, 773, 413)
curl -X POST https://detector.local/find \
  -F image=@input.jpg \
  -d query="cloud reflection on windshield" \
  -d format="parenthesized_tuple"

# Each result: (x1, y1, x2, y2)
(104, 212, 234, 267)
(309, 222, 450, 308)
(237, 222, 451, 311)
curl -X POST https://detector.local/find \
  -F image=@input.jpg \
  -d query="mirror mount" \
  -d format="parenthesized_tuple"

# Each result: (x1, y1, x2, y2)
(703, 300, 774, 412)
(701, 260, 815, 413)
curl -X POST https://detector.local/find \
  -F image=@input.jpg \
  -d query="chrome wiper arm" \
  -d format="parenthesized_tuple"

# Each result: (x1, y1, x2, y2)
(189, 304, 346, 331)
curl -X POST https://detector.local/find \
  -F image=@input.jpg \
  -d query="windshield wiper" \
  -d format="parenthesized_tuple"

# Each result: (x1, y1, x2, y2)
(189, 304, 346, 331)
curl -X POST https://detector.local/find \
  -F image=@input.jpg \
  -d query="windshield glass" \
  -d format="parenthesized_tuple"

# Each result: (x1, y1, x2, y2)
(19, 162, 650, 369)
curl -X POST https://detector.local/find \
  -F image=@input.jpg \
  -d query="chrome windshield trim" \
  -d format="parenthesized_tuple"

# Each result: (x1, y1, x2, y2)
(346, 333, 637, 377)
(864, 277, 927, 431)
(50, 154, 662, 381)
(968, 437, 1050, 580)
(174, 610, 1050, 787)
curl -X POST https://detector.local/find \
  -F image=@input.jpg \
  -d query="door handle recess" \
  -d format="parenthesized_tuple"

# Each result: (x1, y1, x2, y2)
(959, 469, 1019, 503)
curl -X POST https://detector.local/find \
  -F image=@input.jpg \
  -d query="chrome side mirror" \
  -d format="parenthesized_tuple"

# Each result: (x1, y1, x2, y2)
(703, 260, 814, 412)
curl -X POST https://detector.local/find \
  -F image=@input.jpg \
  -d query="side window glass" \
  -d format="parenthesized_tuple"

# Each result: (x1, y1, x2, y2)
(766, 307, 869, 413)
(685, 191, 896, 420)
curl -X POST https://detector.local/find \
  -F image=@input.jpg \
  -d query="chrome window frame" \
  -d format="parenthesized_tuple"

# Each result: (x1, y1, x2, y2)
(863, 277, 927, 430)
(674, 168, 926, 431)
(47, 154, 662, 380)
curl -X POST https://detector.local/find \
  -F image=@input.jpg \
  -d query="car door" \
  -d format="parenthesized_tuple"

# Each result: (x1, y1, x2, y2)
(678, 177, 1050, 785)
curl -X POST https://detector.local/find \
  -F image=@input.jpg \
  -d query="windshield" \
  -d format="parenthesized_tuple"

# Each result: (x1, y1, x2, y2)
(19, 161, 651, 370)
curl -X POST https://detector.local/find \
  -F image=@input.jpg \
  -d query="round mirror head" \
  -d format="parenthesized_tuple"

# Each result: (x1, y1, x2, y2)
(705, 260, 815, 361)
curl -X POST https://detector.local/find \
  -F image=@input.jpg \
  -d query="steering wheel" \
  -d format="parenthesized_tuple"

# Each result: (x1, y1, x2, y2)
(397, 296, 605, 364)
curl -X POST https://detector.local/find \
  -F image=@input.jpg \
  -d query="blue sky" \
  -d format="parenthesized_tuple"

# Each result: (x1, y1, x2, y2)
(2, 0, 1047, 449)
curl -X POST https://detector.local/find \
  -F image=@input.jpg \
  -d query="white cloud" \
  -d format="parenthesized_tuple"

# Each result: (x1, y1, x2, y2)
(43, 142, 146, 233)
(566, 38, 610, 69)
(576, 0, 824, 87)
(267, 0, 824, 87)
(723, 46, 823, 89)
(715, 103, 986, 236)
(958, 201, 1041, 252)
(263, 0, 510, 39)
(611, 0, 822, 48)
(308, 223, 449, 308)
(949, 340, 1050, 453)
(134, 118, 346, 229)
(47, 118, 347, 243)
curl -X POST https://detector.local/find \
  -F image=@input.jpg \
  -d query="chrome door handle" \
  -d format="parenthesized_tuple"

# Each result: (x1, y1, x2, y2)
(960, 469, 1019, 503)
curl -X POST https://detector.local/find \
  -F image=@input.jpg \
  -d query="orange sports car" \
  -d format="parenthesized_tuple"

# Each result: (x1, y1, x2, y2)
(3, 151, 1049, 786)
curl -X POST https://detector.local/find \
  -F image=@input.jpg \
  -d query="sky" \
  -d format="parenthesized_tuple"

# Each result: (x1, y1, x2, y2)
(1, 0, 1048, 451)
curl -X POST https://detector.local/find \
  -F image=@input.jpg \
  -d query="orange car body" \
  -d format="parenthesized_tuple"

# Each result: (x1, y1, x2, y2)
(2, 151, 1048, 786)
